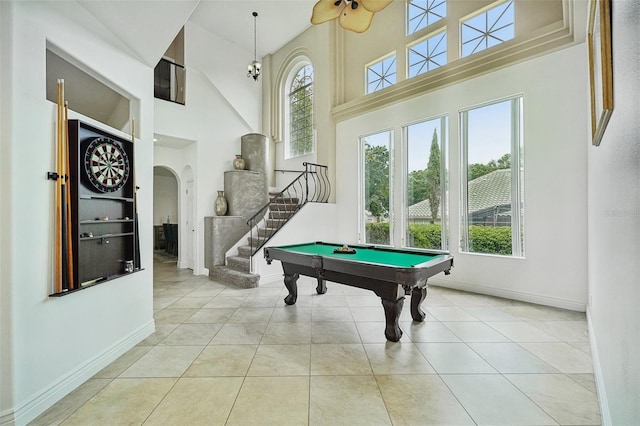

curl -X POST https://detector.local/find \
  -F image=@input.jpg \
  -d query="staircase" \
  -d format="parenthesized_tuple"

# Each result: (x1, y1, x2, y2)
(208, 244, 258, 288)
(209, 162, 330, 288)
(208, 196, 299, 288)
(247, 163, 330, 256)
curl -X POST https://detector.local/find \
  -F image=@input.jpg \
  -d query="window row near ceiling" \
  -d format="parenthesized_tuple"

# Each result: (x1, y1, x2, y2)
(361, 95, 524, 257)
(368, 0, 514, 94)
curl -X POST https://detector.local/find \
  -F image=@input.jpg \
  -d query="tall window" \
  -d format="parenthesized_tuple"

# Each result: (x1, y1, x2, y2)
(461, 0, 514, 57)
(361, 131, 393, 245)
(287, 64, 314, 158)
(460, 96, 524, 256)
(405, 117, 448, 250)
(366, 55, 396, 94)
(408, 30, 447, 78)
(407, 0, 446, 35)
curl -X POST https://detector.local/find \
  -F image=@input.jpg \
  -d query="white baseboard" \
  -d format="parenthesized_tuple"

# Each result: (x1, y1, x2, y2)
(0, 410, 14, 426)
(429, 278, 587, 312)
(258, 273, 586, 312)
(587, 306, 611, 426)
(258, 271, 285, 285)
(11, 320, 155, 426)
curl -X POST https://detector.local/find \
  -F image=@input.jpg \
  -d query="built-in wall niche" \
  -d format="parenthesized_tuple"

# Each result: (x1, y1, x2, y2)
(45, 47, 131, 131)
(49, 119, 141, 296)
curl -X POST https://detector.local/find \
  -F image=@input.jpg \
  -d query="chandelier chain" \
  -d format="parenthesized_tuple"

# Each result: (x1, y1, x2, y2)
(253, 12, 257, 62)
(247, 11, 261, 81)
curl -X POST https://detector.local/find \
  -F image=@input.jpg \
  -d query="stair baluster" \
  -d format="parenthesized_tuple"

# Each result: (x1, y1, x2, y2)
(247, 162, 330, 258)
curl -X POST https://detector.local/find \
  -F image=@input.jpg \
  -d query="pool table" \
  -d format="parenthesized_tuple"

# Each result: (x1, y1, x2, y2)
(264, 241, 454, 342)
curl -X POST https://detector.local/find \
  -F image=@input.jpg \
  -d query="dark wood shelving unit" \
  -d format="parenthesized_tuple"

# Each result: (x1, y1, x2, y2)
(50, 120, 141, 297)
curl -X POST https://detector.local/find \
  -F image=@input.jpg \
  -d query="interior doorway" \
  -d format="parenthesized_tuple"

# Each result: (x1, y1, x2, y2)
(153, 166, 179, 264)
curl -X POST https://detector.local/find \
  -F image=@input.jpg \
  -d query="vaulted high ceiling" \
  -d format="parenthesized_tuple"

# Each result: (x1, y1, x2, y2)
(74, 0, 316, 67)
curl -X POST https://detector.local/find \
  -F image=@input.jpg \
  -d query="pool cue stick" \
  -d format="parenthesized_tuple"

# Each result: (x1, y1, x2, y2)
(53, 79, 63, 293)
(64, 101, 74, 290)
(59, 81, 69, 291)
(132, 118, 141, 270)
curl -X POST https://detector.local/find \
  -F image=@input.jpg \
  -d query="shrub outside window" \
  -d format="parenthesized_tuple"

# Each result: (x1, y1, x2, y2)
(460, 96, 524, 256)
(361, 130, 393, 245)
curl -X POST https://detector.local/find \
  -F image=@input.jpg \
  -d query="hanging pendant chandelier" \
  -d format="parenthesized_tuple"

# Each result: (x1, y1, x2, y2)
(247, 11, 261, 82)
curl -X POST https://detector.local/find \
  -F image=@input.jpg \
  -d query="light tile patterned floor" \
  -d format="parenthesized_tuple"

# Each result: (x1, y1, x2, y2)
(31, 255, 601, 425)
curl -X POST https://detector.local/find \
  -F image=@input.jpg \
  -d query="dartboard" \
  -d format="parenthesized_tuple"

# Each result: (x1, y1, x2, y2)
(83, 137, 130, 193)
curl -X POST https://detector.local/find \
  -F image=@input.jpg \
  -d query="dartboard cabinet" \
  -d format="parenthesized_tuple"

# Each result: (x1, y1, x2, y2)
(67, 120, 139, 287)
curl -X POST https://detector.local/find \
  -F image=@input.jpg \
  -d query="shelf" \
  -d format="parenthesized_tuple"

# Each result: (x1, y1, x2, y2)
(80, 232, 134, 241)
(56, 119, 141, 294)
(80, 194, 135, 202)
(49, 268, 145, 297)
(80, 219, 134, 224)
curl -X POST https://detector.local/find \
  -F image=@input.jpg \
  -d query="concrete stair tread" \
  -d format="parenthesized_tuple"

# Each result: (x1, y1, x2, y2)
(270, 198, 300, 204)
(226, 255, 251, 273)
(237, 245, 252, 257)
(209, 266, 259, 289)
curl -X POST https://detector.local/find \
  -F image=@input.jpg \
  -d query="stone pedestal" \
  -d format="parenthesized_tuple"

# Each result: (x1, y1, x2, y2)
(204, 133, 271, 279)
(204, 216, 249, 268)
(224, 170, 268, 219)
(241, 133, 269, 194)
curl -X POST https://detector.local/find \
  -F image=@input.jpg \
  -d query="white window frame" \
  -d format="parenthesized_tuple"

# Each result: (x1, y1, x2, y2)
(406, 0, 447, 36)
(402, 115, 449, 251)
(365, 53, 397, 95)
(407, 29, 448, 79)
(459, 95, 524, 257)
(284, 61, 314, 159)
(359, 130, 394, 246)
(460, 0, 515, 58)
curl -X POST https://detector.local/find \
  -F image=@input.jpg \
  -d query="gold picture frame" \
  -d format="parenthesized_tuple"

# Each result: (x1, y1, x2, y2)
(588, 0, 613, 147)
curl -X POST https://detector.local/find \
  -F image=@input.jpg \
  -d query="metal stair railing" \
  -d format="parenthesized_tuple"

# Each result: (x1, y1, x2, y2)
(247, 162, 330, 257)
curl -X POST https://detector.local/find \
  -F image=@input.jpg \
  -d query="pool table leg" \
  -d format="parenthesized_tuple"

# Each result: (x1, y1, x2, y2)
(316, 278, 327, 295)
(410, 286, 428, 322)
(283, 273, 299, 305)
(381, 297, 404, 342)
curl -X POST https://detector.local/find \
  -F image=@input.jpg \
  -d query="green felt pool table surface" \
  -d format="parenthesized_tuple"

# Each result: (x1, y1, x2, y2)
(271, 241, 447, 268)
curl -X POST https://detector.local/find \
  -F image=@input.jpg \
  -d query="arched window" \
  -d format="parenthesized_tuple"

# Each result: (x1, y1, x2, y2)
(287, 63, 314, 158)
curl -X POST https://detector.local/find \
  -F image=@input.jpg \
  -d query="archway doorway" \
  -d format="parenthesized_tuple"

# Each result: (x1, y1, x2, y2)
(153, 166, 178, 265)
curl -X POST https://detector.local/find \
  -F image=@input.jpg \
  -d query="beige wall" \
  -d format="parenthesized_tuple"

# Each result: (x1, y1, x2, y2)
(335, 44, 590, 310)
(341, 0, 564, 103)
(0, 1, 13, 421)
(264, 0, 588, 312)
(587, 0, 640, 423)
(265, 23, 336, 197)
(4, 2, 155, 424)
(265, 1, 567, 200)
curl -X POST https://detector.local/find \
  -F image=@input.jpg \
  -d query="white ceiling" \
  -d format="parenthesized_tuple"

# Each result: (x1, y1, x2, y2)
(75, 0, 317, 67)
(66, 0, 318, 149)
(188, 1, 317, 57)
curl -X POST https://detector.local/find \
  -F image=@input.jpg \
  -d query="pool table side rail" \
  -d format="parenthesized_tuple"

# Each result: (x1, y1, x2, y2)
(322, 256, 453, 287)
(265, 241, 452, 267)
(264, 245, 453, 286)
(270, 241, 449, 255)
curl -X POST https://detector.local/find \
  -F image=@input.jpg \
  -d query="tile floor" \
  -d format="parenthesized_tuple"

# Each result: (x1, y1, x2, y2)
(32, 255, 601, 425)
